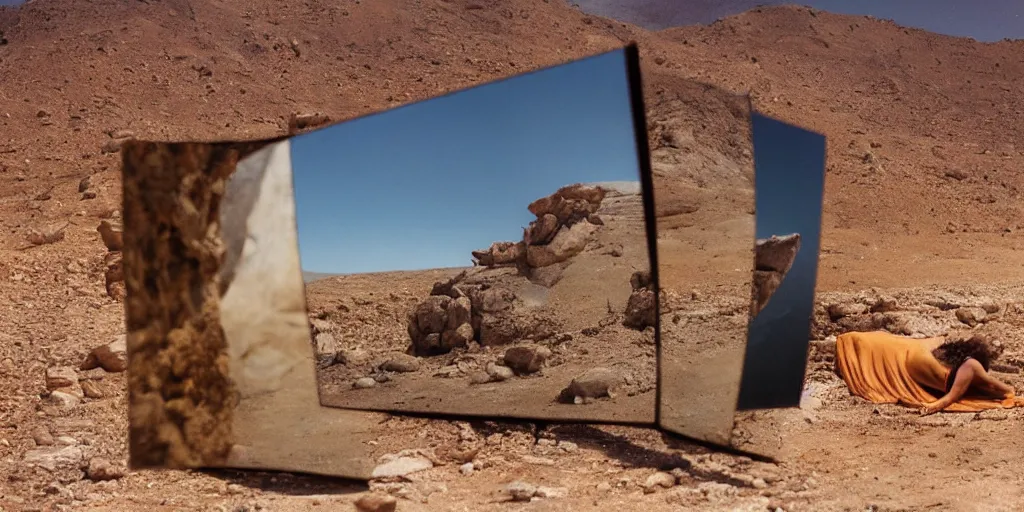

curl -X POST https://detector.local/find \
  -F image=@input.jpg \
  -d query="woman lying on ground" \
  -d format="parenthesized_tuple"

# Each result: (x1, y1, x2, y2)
(921, 335, 1016, 415)
(835, 331, 1023, 415)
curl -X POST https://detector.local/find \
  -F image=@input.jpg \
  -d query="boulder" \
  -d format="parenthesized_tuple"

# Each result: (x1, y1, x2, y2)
(503, 344, 552, 375)
(560, 368, 620, 404)
(749, 233, 801, 317)
(314, 333, 338, 368)
(382, 354, 421, 373)
(524, 213, 560, 246)
(525, 220, 598, 268)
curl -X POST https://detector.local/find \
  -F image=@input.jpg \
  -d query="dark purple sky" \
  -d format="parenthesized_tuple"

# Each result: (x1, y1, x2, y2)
(572, 0, 1023, 42)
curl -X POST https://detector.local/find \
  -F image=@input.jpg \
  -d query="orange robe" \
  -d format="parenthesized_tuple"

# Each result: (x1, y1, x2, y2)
(836, 331, 1024, 412)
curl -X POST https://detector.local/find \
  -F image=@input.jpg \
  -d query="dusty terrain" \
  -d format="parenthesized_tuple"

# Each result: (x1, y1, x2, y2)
(2, 0, 1024, 510)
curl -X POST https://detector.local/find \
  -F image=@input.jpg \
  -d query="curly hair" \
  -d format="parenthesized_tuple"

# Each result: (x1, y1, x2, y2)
(932, 334, 997, 378)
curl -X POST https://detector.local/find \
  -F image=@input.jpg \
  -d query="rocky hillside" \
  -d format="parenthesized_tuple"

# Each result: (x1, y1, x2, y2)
(2, 1, 1023, 292)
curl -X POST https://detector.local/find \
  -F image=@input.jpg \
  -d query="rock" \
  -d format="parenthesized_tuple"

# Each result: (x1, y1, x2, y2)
(48, 391, 80, 409)
(750, 234, 801, 317)
(23, 445, 84, 471)
(596, 482, 612, 492)
(955, 307, 987, 327)
(45, 367, 77, 390)
(97, 220, 123, 252)
(644, 471, 677, 492)
(101, 139, 124, 154)
(468, 371, 492, 385)
(459, 462, 474, 475)
(32, 427, 54, 446)
(409, 295, 475, 355)
(503, 344, 551, 375)
(382, 353, 421, 373)
(371, 455, 433, 478)
(81, 335, 127, 373)
(485, 362, 514, 382)
(309, 318, 334, 334)
(338, 348, 371, 366)
(561, 368, 620, 404)
(528, 263, 565, 287)
(314, 332, 338, 368)
(353, 378, 377, 389)
(536, 486, 568, 499)
(472, 241, 525, 267)
(80, 380, 104, 399)
(85, 457, 124, 481)
(507, 480, 537, 502)
(827, 302, 869, 320)
(354, 493, 398, 512)
(624, 288, 656, 329)
(288, 112, 331, 134)
(558, 441, 579, 452)
(524, 213, 560, 245)
(525, 221, 598, 267)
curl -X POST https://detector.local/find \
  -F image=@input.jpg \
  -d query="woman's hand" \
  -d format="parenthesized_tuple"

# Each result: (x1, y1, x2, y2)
(920, 401, 944, 416)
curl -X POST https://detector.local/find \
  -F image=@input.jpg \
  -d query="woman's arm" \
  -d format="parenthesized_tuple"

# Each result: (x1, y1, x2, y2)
(920, 362, 975, 415)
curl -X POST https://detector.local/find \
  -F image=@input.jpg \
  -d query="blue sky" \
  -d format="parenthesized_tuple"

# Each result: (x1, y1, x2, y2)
(736, 113, 826, 410)
(290, 49, 640, 274)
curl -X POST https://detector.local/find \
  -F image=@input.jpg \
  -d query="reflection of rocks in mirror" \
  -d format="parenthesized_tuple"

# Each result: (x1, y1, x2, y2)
(749, 233, 801, 318)
(310, 179, 656, 422)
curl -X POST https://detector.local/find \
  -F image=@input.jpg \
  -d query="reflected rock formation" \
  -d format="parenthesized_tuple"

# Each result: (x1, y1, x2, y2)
(749, 233, 801, 318)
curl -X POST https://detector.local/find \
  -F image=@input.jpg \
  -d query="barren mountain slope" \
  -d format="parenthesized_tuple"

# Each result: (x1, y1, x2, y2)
(3, 1, 1024, 510)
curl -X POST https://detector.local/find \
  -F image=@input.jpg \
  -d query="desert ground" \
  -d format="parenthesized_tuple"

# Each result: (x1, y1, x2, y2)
(2, 0, 1024, 510)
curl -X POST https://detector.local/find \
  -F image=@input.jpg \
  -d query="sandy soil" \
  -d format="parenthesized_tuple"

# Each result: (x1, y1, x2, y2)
(3, 0, 1024, 510)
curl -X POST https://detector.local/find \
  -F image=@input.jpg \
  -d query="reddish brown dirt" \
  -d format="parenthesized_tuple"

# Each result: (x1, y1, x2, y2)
(2, 0, 1024, 510)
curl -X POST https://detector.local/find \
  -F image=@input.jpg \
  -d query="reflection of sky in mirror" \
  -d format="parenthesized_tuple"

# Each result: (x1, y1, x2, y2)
(738, 113, 826, 409)
(290, 49, 640, 274)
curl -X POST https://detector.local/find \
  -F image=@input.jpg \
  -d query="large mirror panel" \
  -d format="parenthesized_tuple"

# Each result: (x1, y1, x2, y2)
(297, 47, 659, 423)
(652, 83, 756, 445)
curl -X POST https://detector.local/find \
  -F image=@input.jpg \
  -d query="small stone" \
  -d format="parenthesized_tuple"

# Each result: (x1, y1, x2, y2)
(382, 353, 421, 373)
(503, 344, 552, 375)
(643, 472, 676, 493)
(557, 441, 578, 452)
(32, 427, 54, 446)
(485, 362, 514, 382)
(81, 336, 127, 373)
(371, 455, 433, 478)
(354, 493, 397, 512)
(536, 486, 568, 499)
(468, 371, 491, 385)
(86, 457, 124, 481)
(338, 348, 371, 366)
(596, 482, 612, 492)
(314, 332, 338, 368)
(80, 380, 104, 399)
(353, 377, 377, 389)
(459, 462, 474, 475)
(955, 307, 987, 327)
(56, 436, 78, 445)
(45, 367, 77, 390)
(23, 445, 84, 471)
(561, 367, 620, 403)
(48, 391, 80, 409)
(507, 480, 537, 501)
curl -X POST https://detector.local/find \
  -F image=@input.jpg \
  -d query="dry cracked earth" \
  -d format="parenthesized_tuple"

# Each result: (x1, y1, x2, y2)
(2, 0, 1024, 511)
